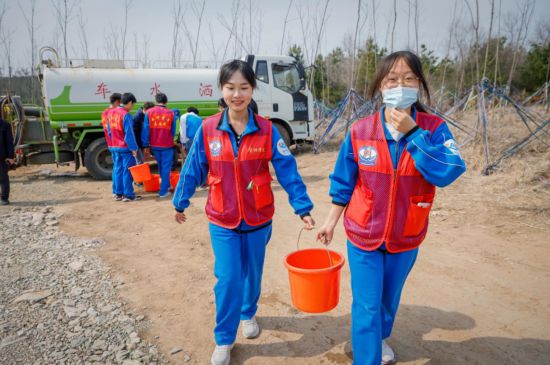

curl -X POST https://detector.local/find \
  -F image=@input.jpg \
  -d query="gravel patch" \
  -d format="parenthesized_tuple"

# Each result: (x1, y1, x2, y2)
(0, 206, 167, 365)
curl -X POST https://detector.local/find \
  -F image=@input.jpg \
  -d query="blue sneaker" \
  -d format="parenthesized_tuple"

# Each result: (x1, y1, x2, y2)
(159, 191, 172, 199)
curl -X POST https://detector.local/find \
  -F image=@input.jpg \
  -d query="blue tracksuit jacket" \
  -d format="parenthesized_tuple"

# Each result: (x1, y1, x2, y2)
(173, 108, 313, 231)
(330, 107, 466, 206)
(108, 108, 138, 153)
(141, 105, 178, 150)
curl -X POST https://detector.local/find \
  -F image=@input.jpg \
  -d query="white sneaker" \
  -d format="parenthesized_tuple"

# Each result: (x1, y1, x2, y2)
(241, 316, 260, 339)
(211, 344, 233, 365)
(382, 340, 396, 364)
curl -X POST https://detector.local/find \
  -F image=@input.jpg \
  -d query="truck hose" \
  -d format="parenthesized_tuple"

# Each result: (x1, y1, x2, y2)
(0, 95, 26, 162)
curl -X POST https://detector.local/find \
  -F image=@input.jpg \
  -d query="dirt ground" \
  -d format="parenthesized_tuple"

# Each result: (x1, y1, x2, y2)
(5, 142, 550, 364)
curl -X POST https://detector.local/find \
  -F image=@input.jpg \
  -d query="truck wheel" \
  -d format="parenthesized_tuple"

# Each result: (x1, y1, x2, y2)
(274, 123, 292, 149)
(84, 138, 112, 180)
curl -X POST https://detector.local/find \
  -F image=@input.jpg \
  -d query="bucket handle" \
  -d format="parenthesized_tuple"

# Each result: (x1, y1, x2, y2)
(296, 228, 334, 267)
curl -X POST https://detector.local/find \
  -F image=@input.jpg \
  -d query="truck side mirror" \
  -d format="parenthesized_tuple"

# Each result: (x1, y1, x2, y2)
(299, 78, 306, 90)
(297, 63, 306, 90)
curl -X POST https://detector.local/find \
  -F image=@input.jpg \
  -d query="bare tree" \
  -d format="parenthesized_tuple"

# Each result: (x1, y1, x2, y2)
(350, 0, 367, 90)
(220, 0, 242, 61)
(506, 0, 534, 92)
(308, 0, 331, 89)
(218, 15, 248, 57)
(0, 2, 13, 90)
(248, 0, 252, 53)
(206, 23, 221, 66)
(182, 0, 206, 67)
(142, 33, 151, 68)
(52, 0, 76, 67)
(103, 24, 121, 59)
(121, 0, 132, 61)
(482, 0, 495, 77)
(390, 0, 397, 52)
(494, 0, 502, 85)
(19, 0, 38, 102)
(51, 28, 62, 59)
(413, 0, 419, 54)
(280, 0, 294, 54)
(453, 22, 470, 95)
(77, 4, 89, 59)
(438, 0, 458, 104)
(132, 31, 139, 67)
(463, 0, 480, 82)
(296, 3, 311, 64)
(242, 0, 262, 54)
(254, 9, 263, 54)
(407, 0, 410, 47)
(371, 0, 378, 46)
(1, 30, 15, 90)
(383, 15, 391, 52)
(360, 0, 378, 96)
(171, 0, 185, 67)
(371, 0, 379, 71)
(535, 20, 550, 110)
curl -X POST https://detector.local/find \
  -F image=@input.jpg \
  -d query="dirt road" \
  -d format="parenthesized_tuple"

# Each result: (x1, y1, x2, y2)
(5, 147, 550, 364)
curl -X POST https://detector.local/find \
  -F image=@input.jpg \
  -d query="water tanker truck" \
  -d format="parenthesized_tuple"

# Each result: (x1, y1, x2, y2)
(6, 48, 314, 180)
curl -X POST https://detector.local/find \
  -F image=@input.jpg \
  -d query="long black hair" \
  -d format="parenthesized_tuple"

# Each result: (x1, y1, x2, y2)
(368, 51, 431, 113)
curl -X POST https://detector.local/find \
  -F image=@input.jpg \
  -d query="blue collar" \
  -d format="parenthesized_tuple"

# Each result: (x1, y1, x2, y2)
(217, 108, 259, 137)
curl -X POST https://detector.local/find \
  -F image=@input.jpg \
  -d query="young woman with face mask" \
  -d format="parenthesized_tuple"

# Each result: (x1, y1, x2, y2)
(173, 60, 315, 365)
(317, 51, 466, 365)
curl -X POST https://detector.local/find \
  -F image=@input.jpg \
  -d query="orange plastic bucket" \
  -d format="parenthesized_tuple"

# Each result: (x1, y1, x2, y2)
(143, 174, 160, 192)
(284, 231, 345, 313)
(169, 172, 180, 190)
(129, 163, 152, 183)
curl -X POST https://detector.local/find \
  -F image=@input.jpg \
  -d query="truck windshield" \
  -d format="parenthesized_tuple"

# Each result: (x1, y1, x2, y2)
(272, 63, 301, 94)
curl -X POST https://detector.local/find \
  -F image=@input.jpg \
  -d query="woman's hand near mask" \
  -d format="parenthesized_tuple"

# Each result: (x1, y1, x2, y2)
(387, 108, 417, 134)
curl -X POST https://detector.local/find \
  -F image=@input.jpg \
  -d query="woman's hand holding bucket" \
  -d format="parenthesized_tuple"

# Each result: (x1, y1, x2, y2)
(317, 223, 334, 246)
(317, 204, 347, 245)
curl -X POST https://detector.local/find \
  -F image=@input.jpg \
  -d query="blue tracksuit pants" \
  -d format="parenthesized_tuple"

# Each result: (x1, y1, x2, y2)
(208, 222, 272, 345)
(152, 148, 173, 196)
(111, 150, 136, 198)
(347, 241, 418, 365)
(110, 151, 120, 195)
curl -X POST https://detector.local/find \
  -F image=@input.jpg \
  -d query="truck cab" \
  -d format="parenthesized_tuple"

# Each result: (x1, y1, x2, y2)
(244, 55, 315, 147)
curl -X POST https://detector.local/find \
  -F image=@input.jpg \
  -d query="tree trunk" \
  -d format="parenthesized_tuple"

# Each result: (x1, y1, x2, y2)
(482, 0, 495, 77)
(280, 0, 293, 54)
(390, 0, 397, 53)
(349, 0, 362, 91)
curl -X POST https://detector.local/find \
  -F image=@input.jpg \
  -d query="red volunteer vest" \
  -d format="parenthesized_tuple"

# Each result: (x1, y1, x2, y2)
(203, 112, 274, 229)
(109, 107, 129, 148)
(344, 111, 443, 253)
(101, 108, 112, 147)
(147, 105, 174, 148)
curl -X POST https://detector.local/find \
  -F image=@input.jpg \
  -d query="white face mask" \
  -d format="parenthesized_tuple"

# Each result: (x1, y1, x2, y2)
(382, 86, 419, 109)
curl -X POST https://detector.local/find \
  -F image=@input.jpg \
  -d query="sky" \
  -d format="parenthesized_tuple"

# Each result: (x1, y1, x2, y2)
(2, 0, 550, 71)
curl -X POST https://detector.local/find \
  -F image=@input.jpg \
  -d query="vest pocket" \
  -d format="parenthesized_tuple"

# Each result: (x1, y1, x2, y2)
(207, 173, 224, 213)
(346, 185, 373, 227)
(251, 171, 273, 210)
(403, 194, 434, 236)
